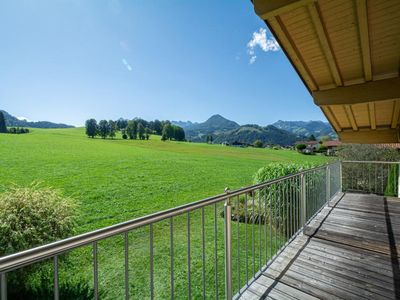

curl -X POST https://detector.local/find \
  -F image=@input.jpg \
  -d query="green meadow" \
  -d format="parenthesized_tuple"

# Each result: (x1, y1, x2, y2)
(0, 128, 330, 299)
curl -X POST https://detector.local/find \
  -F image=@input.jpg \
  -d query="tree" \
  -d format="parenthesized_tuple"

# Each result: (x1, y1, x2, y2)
(296, 143, 306, 152)
(162, 123, 173, 140)
(126, 120, 138, 139)
(161, 124, 170, 141)
(116, 118, 128, 130)
(253, 140, 263, 148)
(137, 123, 145, 140)
(108, 120, 117, 139)
(145, 127, 151, 140)
(320, 135, 332, 142)
(85, 119, 98, 138)
(308, 134, 316, 141)
(0, 111, 7, 133)
(98, 120, 110, 139)
(153, 120, 163, 135)
(173, 125, 185, 141)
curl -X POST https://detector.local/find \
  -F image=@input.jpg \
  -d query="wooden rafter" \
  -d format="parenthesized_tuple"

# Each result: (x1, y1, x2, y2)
(307, 2, 342, 87)
(321, 106, 342, 132)
(339, 129, 399, 143)
(254, 0, 314, 20)
(268, 16, 318, 91)
(344, 105, 358, 131)
(391, 100, 400, 129)
(368, 102, 376, 130)
(356, 0, 372, 81)
(313, 77, 400, 105)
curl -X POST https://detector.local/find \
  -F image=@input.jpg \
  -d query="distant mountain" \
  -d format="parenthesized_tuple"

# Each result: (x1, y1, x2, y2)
(213, 124, 299, 146)
(272, 120, 336, 139)
(1, 110, 74, 129)
(173, 114, 240, 142)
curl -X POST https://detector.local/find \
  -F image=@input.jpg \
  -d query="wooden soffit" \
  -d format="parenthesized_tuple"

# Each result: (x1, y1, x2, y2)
(254, 0, 400, 143)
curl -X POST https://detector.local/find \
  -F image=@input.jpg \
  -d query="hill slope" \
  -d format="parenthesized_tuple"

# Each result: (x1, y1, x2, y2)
(173, 114, 240, 142)
(1, 110, 74, 128)
(272, 120, 335, 138)
(213, 124, 299, 146)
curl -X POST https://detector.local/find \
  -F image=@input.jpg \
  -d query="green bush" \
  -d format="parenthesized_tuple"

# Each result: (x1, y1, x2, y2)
(253, 162, 317, 184)
(296, 144, 306, 152)
(250, 162, 320, 234)
(0, 184, 79, 298)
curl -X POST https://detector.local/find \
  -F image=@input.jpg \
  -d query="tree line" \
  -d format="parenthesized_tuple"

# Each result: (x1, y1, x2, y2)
(0, 111, 30, 134)
(85, 118, 185, 141)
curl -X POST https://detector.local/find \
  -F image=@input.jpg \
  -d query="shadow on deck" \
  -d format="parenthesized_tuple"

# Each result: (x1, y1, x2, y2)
(239, 193, 400, 300)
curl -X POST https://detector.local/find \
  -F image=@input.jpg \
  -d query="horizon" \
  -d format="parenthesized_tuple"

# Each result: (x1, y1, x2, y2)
(0, 1, 327, 127)
(3, 109, 330, 128)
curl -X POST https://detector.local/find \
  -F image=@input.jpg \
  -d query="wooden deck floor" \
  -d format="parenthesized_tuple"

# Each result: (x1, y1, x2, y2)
(239, 193, 400, 300)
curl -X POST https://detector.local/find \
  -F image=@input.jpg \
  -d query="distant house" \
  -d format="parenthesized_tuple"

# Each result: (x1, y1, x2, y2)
(295, 140, 319, 154)
(323, 140, 342, 156)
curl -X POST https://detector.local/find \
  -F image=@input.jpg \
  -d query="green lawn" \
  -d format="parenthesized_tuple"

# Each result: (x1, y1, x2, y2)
(0, 128, 330, 299)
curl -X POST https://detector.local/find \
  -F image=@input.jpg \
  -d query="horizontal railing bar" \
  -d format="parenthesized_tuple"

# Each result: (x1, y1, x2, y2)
(0, 161, 339, 273)
(342, 160, 399, 164)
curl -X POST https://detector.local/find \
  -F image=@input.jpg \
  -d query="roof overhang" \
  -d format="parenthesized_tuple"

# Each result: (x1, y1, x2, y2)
(254, 0, 400, 143)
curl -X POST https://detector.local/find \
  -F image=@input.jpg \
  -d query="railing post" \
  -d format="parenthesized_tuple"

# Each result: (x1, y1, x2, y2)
(224, 198, 232, 300)
(397, 163, 400, 198)
(339, 161, 343, 193)
(300, 173, 306, 227)
(326, 165, 331, 203)
(0, 273, 6, 300)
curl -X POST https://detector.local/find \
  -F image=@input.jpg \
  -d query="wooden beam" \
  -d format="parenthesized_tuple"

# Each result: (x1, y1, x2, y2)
(307, 2, 342, 86)
(254, 0, 314, 20)
(344, 105, 358, 131)
(356, 0, 372, 81)
(368, 102, 376, 130)
(391, 100, 400, 129)
(268, 16, 318, 91)
(338, 128, 399, 144)
(321, 106, 342, 132)
(313, 77, 400, 105)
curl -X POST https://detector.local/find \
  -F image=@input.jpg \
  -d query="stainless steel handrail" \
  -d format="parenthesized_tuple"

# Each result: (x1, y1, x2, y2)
(342, 160, 399, 164)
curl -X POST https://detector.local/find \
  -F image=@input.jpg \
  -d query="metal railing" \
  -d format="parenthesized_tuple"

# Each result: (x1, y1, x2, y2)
(342, 161, 400, 197)
(0, 161, 341, 300)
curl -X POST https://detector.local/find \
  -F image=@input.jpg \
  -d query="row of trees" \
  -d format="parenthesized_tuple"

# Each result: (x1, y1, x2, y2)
(85, 118, 185, 141)
(7, 127, 30, 134)
(0, 112, 30, 134)
(161, 123, 185, 141)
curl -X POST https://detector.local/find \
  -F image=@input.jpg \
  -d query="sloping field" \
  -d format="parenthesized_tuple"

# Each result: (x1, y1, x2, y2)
(0, 128, 330, 299)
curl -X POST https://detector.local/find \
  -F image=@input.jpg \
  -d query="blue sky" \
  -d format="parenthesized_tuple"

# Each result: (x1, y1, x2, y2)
(0, 0, 326, 126)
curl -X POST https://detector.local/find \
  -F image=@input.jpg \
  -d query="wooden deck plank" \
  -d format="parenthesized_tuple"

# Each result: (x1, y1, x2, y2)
(239, 193, 400, 300)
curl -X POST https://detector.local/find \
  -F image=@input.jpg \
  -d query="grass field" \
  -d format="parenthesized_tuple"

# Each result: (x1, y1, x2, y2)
(0, 128, 330, 299)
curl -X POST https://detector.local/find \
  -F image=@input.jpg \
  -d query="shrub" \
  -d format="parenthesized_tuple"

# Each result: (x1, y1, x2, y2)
(0, 184, 77, 296)
(253, 140, 263, 148)
(249, 162, 320, 234)
(122, 133, 128, 140)
(253, 162, 317, 184)
(295, 144, 306, 152)
(317, 145, 328, 153)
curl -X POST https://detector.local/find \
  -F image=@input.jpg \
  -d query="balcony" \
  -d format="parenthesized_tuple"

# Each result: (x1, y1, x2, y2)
(0, 161, 399, 299)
